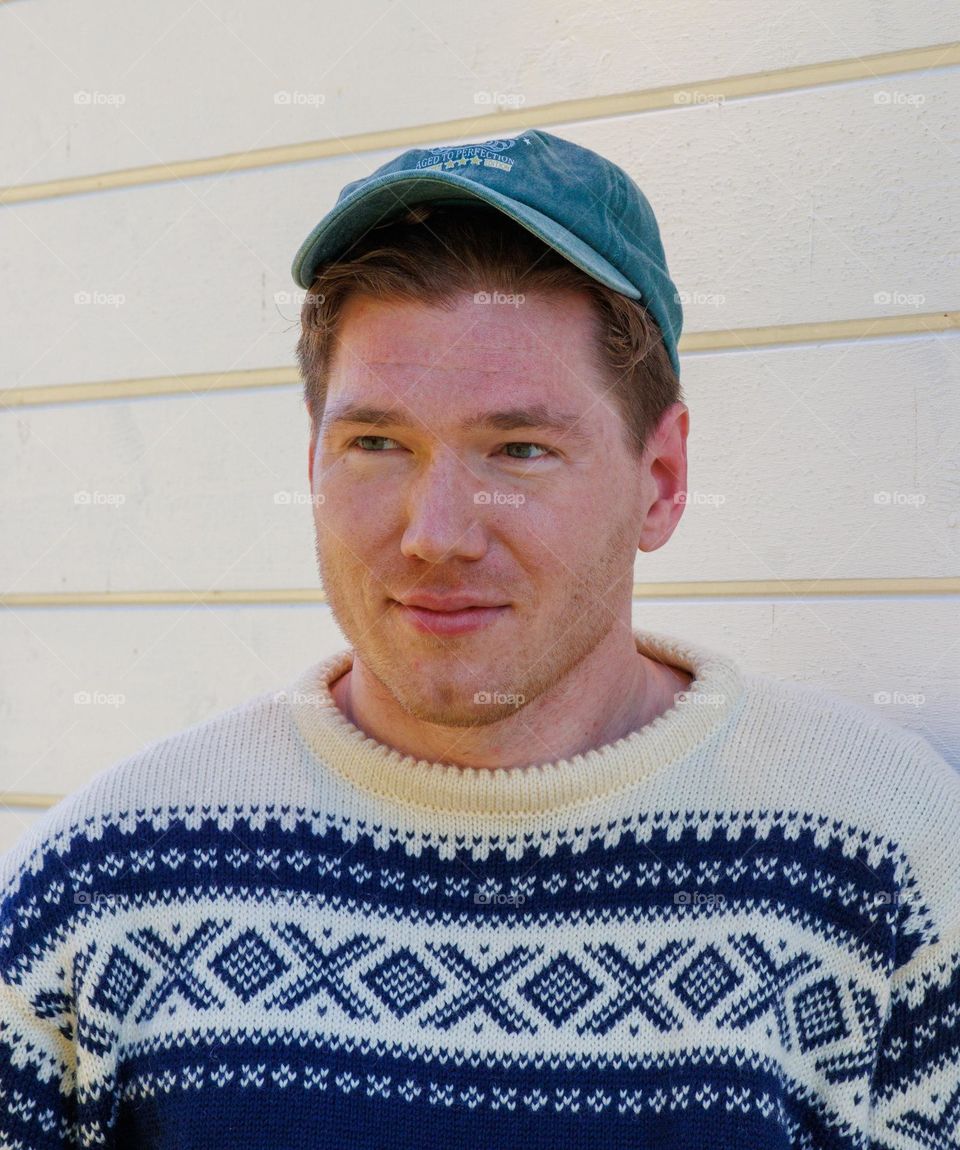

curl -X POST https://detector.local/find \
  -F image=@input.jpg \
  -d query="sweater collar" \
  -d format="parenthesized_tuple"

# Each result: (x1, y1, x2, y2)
(284, 627, 745, 816)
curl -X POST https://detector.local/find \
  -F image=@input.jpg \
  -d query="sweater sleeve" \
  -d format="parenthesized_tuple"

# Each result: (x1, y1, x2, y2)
(0, 950, 76, 1149)
(867, 917, 960, 1149)
(0, 821, 105, 1150)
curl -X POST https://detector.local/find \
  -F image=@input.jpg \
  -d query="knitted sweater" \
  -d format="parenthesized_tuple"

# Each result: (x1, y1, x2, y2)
(2, 627, 959, 1150)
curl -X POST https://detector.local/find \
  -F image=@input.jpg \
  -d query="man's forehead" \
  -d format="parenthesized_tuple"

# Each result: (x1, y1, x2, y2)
(330, 316, 600, 394)
(335, 290, 596, 363)
(333, 346, 551, 380)
(324, 292, 606, 433)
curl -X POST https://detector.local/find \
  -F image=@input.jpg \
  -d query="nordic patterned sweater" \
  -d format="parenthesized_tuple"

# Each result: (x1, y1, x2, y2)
(2, 627, 959, 1150)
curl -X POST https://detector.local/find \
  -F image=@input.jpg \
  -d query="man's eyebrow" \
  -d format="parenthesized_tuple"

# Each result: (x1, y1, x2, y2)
(322, 402, 592, 444)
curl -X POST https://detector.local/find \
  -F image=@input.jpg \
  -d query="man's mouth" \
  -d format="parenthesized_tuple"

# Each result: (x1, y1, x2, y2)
(390, 599, 509, 636)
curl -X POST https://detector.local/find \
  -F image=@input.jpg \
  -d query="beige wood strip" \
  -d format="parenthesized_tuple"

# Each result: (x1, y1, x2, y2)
(2, 578, 958, 609)
(0, 366, 300, 409)
(2, 42, 957, 206)
(3, 311, 957, 410)
(682, 311, 960, 353)
(0, 794, 59, 811)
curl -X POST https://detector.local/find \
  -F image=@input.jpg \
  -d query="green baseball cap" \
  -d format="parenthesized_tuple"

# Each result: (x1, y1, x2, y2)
(291, 128, 683, 377)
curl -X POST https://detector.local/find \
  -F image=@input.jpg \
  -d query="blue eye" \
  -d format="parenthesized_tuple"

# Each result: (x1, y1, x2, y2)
(349, 435, 401, 451)
(501, 442, 551, 460)
(347, 436, 553, 459)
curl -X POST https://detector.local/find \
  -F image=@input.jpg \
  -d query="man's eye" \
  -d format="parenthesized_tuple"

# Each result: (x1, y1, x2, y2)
(346, 436, 553, 459)
(501, 442, 552, 460)
(349, 435, 401, 451)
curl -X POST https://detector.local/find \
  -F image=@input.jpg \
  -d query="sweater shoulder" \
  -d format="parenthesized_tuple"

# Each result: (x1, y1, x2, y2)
(738, 667, 957, 794)
(0, 682, 296, 902)
(729, 668, 960, 938)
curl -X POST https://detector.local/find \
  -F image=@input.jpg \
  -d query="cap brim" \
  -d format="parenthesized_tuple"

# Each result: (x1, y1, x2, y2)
(291, 168, 642, 302)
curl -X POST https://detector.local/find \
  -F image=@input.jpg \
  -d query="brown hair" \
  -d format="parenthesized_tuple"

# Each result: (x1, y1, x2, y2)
(296, 203, 682, 460)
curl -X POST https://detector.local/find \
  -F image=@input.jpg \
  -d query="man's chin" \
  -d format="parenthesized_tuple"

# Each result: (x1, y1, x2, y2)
(382, 674, 528, 730)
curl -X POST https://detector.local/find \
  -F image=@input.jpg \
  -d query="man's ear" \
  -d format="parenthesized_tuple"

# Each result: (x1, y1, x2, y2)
(308, 421, 318, 489)
(637, 402, 689, 554)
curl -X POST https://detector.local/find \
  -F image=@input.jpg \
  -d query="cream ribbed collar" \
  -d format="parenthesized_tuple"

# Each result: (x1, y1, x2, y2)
(285, 627, 745, 816)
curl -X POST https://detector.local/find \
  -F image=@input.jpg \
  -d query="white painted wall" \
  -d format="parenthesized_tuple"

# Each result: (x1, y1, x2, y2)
(2, 1, 958, 854)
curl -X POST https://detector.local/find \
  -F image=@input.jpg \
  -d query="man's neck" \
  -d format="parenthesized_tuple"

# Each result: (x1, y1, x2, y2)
(329, 642, 694, 772)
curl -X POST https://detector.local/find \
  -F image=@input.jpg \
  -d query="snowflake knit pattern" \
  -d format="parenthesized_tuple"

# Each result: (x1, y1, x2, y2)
(1, 627, 959, 1149)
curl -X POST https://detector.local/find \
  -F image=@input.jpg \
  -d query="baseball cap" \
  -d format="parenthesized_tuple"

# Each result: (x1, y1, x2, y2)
(291, 128, 683, 377)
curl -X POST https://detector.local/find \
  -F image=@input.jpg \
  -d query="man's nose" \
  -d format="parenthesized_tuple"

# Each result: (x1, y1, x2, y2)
(399, 454, 489, 563)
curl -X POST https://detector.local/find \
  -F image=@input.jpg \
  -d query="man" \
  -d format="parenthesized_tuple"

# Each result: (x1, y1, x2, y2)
(2, 130, 958, 1149)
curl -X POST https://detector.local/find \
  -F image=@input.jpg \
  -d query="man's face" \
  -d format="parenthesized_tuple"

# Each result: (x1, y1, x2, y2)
(308, 288, 685, 728)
